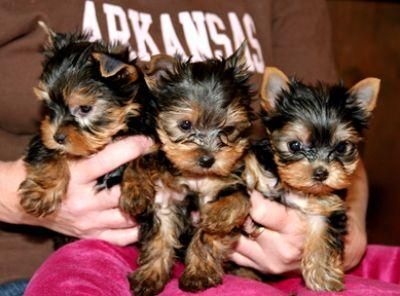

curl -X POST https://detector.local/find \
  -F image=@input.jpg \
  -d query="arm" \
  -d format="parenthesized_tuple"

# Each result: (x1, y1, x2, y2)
(0, 136, 152, 246)
(343, 160, 368, 270)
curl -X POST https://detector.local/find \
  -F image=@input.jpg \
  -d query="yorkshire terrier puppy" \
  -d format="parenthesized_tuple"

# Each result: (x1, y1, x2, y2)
(243, 67, 380, 291)
(119, 44, 254, 295)
(19, 22, 155, 217)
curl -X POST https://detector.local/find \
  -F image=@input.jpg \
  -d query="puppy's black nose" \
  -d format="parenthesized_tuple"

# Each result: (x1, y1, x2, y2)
(313, 167, 329, 181)
(198, 155, 215, 168)
(54, 133, 67, 145)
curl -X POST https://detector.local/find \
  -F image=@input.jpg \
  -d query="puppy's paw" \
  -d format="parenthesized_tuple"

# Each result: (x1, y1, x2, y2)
(201, 200, 247, 234)
(179, 268, 222, 292)
(128, 267, 169, 296)
(120, 182, 154, 216)
(303, 264, 344, 291)
(179, 261, 223, 292)
(19, 179, 64, 217)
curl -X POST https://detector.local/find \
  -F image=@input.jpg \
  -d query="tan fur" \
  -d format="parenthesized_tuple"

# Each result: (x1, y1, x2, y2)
(179, 230, 239, 291)
(200, 191, 250, 234)
(242, 152, 280, 197)
(273, 122, 312, 148)
(301, 194, 345, 291)
(129, 203, 183, 296)
(259, 67, 290, 112)
(19, 155, 69, 217)
(33, 82, 50, 102)
(65, 89, 96, 108)
(349, 77, 381, 113)
(120, 156, 161, 216)
(276, 156, 357, 195)
(158, 126, 248, 177)
(40, 101, 139, 156)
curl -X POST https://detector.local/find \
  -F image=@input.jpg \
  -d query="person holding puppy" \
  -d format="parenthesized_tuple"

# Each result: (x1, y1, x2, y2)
(1, 1, 398, 295)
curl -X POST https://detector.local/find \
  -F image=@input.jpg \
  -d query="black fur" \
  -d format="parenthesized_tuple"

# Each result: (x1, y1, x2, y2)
(261, 80, 370, 135)
(153, 56, 254, 123)
(251, 138, 278, 175)
(24, 135, 57, 165)
(215, 183, 248, 201)
(327, 209, 348, 252)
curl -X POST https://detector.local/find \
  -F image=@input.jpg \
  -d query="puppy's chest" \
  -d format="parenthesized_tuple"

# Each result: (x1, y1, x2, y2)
(180, 177, 225, 206)
(283, 190, 344, 217)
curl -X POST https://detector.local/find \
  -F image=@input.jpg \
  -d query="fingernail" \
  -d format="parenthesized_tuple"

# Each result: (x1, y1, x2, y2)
(127, 135, 153, 149)
(140, 137, 154, 150)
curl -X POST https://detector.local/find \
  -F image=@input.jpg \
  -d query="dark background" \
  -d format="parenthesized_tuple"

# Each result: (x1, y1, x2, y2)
(328, 0, 400, 245)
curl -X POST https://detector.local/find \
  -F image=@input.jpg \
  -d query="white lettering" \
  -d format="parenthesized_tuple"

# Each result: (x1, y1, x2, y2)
(179, 11, 212, 61)
(205, 13, 233, 58)
(103, 3, 131, 45)
(228, 12, 255, 71)
(243, 14, 264, 73)
(82, 1, 102, 41)
(128, 10, 160, 60)
(160, 14, 187, 58)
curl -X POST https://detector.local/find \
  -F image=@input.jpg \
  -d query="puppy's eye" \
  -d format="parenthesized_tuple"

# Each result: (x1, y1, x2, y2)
(288, 141, 302, 153)
(223, 126, 235, 135)
(116, 72, 128, 80)
(335, 141, 350, 154)
(179, 120, 192, 131)
(79, 105, 92, 114)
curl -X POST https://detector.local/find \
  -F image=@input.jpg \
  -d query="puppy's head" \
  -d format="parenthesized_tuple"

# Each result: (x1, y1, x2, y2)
(144, 44, 254, 176)
(259, 67, 380, 194)
(35, 22, 143, 156)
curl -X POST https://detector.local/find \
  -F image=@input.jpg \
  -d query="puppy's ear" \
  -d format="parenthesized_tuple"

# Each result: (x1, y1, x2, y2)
(33, 82, 50, 102)
(141, 54, 177, 91)
(38, 21, 57, 46)
(260, 67, 290, 112)
(226, 40, 247, 70)
(349, 78, 380, 113)
(92, 53, 138, 80)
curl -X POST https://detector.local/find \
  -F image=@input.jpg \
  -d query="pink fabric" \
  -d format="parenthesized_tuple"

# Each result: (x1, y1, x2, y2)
(25, 240, 400, 296)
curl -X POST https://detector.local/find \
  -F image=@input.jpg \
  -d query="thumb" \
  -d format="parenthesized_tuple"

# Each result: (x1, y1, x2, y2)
(73, 136, 153, 183)
(250, 190, 299, 232)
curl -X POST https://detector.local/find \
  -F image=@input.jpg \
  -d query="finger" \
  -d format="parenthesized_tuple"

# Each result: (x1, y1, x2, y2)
(235, 235, 300, 274)
(229, 252, 261, 271)
(94, 208, 136, 229)
(73, 136, 153, 183)
(92, 185, 121, 210)
(92, 226, 140, 246)
(250, 191, 299, 232)
(234, 234, 266, 261)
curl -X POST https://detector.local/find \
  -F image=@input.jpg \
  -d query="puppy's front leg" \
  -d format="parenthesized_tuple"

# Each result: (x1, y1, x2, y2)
(200, 185, 250, 233)
(119, 154, 158, 216)
(302, 195, 346, 291)
(130, 203, 184, 296)
(179, 187, 249, 292)
(19, 136, 69, 217)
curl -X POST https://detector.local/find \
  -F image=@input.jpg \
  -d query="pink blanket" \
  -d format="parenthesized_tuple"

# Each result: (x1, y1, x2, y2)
(25, 240, 400, 295)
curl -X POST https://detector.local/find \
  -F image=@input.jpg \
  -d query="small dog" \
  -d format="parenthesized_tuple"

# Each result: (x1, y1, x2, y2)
(243, 67, 380, 291)
(119, 44, 254, 295)
(19, 22, 156, 217)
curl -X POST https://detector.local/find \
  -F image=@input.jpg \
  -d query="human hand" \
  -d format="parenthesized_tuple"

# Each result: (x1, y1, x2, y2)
(2, 136, 152, 246)
(230, 190, 367, 274)
(343, 211, 367, 271)
(230, 190, 306, 274)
